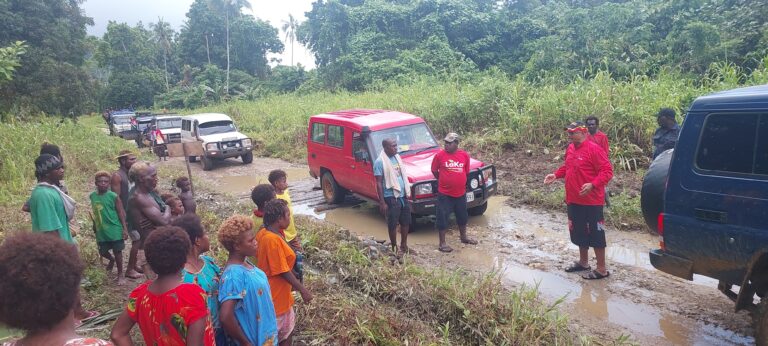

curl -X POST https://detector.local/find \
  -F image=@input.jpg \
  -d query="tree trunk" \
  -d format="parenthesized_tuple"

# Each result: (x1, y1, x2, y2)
(163, 51, 169, 91)
(225, 10, 230, 95)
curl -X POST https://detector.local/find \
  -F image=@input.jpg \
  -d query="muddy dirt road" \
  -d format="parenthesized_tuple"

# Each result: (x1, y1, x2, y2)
(162, 155, 754, 345)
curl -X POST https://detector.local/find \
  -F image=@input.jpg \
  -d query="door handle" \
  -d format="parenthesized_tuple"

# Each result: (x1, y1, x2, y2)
(694, 208, 728, 223)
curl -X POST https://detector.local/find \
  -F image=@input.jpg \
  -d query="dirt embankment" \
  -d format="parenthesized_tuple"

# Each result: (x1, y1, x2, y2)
(161, 152, 754, 346)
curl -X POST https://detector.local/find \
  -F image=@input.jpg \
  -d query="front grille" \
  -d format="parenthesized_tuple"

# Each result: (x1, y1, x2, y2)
(221, 140, 242, 149)
(166, 134, 181, 143)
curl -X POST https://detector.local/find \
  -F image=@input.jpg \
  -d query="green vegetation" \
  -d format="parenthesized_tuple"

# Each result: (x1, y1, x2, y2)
(194, 62, 768, 164)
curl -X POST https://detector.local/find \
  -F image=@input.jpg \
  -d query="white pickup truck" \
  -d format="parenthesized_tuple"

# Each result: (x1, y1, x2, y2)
(180, 113, 253, 171)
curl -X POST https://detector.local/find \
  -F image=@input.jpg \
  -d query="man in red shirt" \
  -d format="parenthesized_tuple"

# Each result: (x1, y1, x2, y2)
(585, 116, 609, 154)
(431, 133, 477, 253)
(544, 122, 613, 280)
(585, 115, 611, 207)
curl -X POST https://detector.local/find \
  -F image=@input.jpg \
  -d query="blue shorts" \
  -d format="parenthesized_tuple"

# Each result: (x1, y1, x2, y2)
(436, 193, 468, 230)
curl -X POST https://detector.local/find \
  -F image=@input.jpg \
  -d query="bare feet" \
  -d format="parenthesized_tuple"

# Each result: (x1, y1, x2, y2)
(105, 259, 115, 272)
(132, 266, 144, 274)
(125, 270, 142, 279)
(116, 277, 127, 286)
(438, 245, 453, 253)
(460, 237, 478, 245)
(399, 246, 417, 255)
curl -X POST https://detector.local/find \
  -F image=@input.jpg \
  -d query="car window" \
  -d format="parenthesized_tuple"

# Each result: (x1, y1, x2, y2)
(352, 132, 370, 161)
(157, 118, 182, 130)
(328, 125, 344, 148)
(198, 120, 236, 136)
(311, 123, 326, 143)
(696, 113, 767, 176)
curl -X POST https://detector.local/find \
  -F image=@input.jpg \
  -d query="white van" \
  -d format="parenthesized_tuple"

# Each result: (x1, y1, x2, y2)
(180, 113, 253, 171)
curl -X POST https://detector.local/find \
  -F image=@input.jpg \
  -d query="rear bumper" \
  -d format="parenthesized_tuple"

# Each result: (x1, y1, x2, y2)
(649, 249, 694, 280)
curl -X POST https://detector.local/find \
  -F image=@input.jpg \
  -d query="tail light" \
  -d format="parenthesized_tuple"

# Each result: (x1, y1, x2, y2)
(657, 212, 665, 250)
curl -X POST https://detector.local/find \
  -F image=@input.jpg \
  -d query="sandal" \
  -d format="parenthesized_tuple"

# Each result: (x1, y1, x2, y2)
(564, 263, 591, 273)
(438, 245, 453, 253)
(582, 270, 610, 280)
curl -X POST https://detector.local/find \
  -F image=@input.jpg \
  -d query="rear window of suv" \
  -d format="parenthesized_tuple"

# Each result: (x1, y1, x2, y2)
(696, 113, 768, 176)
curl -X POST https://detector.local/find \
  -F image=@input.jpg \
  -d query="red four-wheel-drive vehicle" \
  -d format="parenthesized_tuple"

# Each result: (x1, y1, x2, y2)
(307, 109, 497, 216)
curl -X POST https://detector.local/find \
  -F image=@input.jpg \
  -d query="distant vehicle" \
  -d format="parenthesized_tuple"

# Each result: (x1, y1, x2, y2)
(642, 85, 768, 344)
(124, 115, 154, 145)
(306, 109, 497, 216)
(154, 115, 182, 144)
(180, 113, 253, 171)
(109, 113, 135, 138)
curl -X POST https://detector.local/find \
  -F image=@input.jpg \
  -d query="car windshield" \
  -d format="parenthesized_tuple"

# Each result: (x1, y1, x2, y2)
(156, 118, 181, 130)
(113, 117, 131, 125)
(370, 123, 438, 156)
(198, 120, 236, 136)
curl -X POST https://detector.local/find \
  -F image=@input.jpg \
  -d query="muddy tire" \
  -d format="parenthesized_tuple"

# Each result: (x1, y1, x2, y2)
(188, 156, 197, 163)
(640, 149, 673, 233)
(201, 156, 214, 171)
(754, 299, 768, 346)
(321, 171, 346, 204)
(468, 201, 488, 216)
(242, 151, 253, 164)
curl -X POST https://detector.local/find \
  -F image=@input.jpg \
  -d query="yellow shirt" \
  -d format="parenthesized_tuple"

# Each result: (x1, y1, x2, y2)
(276, 190, 297, 241)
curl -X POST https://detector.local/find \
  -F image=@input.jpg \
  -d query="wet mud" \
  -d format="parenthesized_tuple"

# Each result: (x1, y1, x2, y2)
(159, 156, 755, 345)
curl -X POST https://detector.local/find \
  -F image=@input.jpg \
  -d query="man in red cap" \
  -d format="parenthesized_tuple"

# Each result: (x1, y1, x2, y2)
(544, 121, 613, 280)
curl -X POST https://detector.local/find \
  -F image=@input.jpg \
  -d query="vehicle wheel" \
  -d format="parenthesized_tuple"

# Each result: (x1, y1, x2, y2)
(242, 151, 253, 164)
(321, 171, 346, 204)
(640, 149, 673, 233)
(468, 201, 488, 216)
(188, 156, 197, 163)
(201, 156, 214, 171)
(754, 299, 768, 346)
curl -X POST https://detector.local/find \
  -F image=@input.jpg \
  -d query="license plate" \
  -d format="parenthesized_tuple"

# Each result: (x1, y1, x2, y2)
(466, 192, 475, 202)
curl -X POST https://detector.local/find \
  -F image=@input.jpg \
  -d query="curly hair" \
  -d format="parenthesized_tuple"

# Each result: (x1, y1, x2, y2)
(160, 192, 176, 203)
(128, 161, 151, 183)
(268, 169, 286, 185)
(144, 226, 190, 275)
(250, 184, 275, 209)
(175, 176, 189, 188)
(263, 199, 288, 226)
(171, 214, 205, 245)
(657, 108, 676, 120)
(0, 233, 84, 332)
(40, 142, 62, 160)
(94, 170, 111, 182)
(217, 215, 254, 252)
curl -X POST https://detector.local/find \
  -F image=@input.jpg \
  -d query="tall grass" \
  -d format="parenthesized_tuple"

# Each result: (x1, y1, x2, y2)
(0, 117, 132, 206)
(189, 63, 766, 164)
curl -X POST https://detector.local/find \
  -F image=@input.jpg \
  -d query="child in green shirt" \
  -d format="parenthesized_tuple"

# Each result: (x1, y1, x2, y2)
(90, 171, 129, 285)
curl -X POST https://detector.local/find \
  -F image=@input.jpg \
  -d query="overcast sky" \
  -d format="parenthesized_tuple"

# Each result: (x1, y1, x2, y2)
(81, 0, 316, 68)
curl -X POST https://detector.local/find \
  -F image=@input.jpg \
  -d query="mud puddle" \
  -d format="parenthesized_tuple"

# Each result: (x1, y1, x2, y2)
(296, 197, 752, 345)
(217, 168, 311, 195)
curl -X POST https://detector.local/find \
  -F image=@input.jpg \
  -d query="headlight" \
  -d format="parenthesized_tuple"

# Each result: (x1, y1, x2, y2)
(470, 178, 479, 189)
(241, 138, 252, 147)
(205, 142, 219, 151)
(415, 183, 432, 195)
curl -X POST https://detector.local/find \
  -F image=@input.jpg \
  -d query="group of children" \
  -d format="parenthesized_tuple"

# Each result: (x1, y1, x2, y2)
(2, 150, 312, 346)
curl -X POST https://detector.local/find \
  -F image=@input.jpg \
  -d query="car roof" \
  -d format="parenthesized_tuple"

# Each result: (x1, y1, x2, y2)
(181, 113, 232, 123)
(154, 115, 181, 120)
(311, 109, 424, 131)
(691, 84, 768, 111)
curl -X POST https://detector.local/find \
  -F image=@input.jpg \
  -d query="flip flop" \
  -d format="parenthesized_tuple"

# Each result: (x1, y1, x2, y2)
(564, 263, 592, 272)
(582, 270, 610, 280)
(438, 245, 453, 253)
(460, 238, 478, 245)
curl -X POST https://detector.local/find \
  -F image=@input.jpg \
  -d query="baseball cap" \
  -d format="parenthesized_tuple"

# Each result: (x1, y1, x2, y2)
(565, 121, 588, 133)
(444, 132, 461, 142)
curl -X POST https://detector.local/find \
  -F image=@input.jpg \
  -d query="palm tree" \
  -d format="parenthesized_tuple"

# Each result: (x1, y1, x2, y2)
(281, 14, 299, 66)
(151, 18, 174, 91)
(208, 0, 251, 95)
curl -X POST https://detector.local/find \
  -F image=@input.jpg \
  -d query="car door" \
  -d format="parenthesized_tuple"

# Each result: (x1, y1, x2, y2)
(346, 131, 376, 197)
(675, 112, 768, 281)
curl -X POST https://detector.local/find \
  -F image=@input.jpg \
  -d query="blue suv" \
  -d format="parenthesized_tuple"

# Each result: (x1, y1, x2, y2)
(643, 85, 768, 344)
